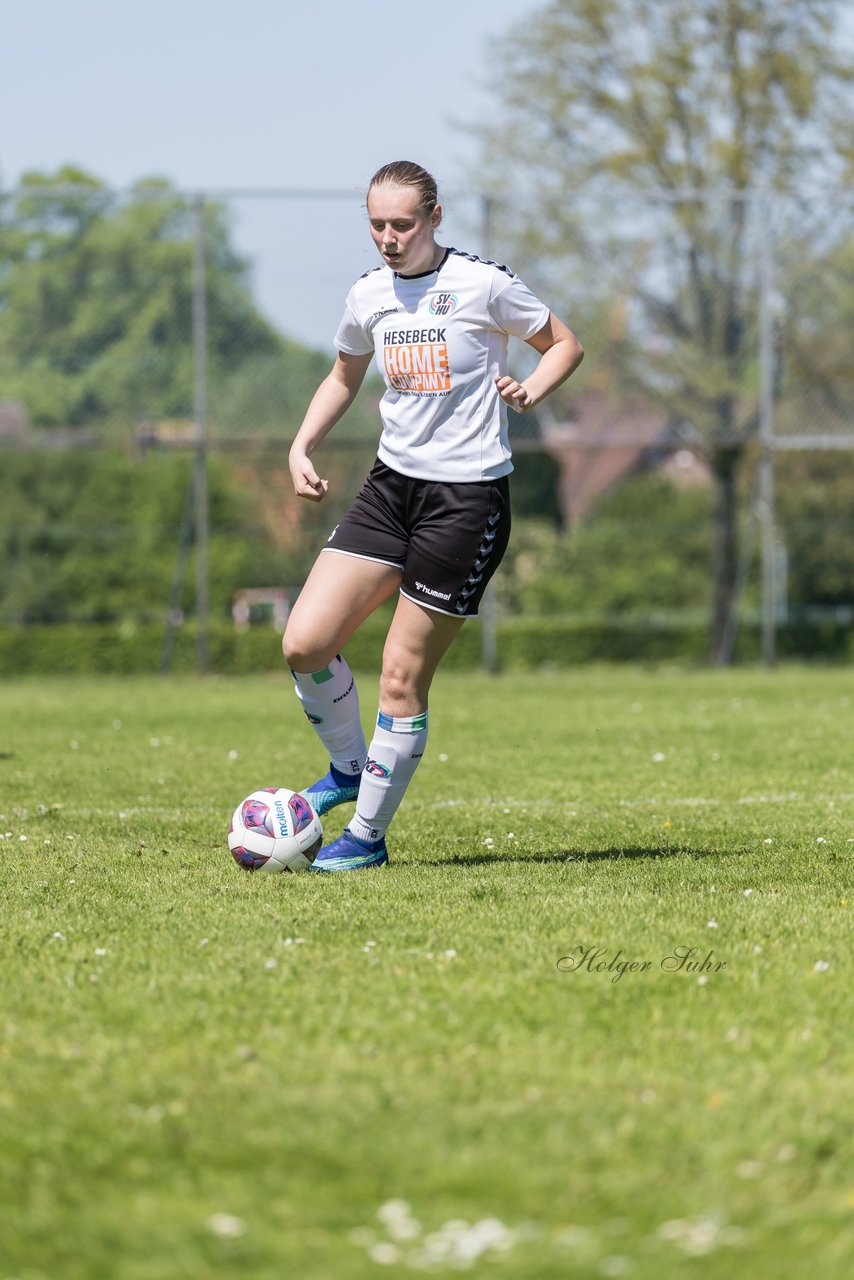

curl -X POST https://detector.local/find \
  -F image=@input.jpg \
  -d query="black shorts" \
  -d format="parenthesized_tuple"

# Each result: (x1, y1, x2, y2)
(324, 459, 511, 618)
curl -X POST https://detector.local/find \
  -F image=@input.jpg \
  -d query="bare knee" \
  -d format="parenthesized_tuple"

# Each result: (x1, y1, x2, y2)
(282, 621, 333, 673)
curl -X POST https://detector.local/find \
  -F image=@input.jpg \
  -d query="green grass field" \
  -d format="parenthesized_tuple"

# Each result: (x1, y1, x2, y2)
(1, 666, 852, 1279)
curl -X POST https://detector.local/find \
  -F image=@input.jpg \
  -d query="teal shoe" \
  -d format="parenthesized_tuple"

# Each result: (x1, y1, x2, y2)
(301, 764, 360, 817)
(310, 827, 389, 872)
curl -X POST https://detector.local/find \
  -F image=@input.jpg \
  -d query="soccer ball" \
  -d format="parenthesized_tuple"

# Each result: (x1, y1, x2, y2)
(228, 787, 323, 872)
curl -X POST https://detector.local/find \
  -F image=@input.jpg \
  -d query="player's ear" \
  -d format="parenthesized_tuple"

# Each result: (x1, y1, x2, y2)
(431, 202, 443, 230)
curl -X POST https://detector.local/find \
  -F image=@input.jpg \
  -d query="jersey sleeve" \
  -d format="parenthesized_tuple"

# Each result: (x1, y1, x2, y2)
(487, 273, 551, 340)
(333, 289, 375, 356)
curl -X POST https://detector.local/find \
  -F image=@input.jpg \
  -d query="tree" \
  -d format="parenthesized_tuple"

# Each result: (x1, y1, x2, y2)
(478, 0, 854, 661)
(777, 228, 854, 439)
(0, 166, 321, 434)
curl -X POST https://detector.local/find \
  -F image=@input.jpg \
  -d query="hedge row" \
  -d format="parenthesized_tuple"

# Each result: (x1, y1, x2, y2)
(0, 616, 850, 677)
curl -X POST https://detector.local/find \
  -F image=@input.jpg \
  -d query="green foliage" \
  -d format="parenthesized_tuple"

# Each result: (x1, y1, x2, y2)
(0, 167, 326, 434)
(501, 473, 715, 617)
(777, 453, 854, 607)
(483, 0, 852, 389)
(506, 449, 563, 524)
(479, 0, 854, 657)
(1, 449, 852, 666)
(1, 609, 851, 678)
(1, 669, 852, 1278)
(777, 231, 854, 438)
(0, 451, 283, 625)
(211, 345, 384, 440)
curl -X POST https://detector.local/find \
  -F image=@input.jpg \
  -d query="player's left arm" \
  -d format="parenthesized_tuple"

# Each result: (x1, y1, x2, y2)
(495, 313, 584, 414)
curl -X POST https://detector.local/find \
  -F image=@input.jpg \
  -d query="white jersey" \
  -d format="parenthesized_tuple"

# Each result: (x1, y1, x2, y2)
(334, 248, 550, 482)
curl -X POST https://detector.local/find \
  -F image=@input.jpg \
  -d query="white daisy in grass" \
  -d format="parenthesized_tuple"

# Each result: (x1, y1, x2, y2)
(813, 960, 830, 972)
(599, 1256, 631, 1276)
(361, 1203, 520, 1269)
(455, 1218, 517, 1260)
(422, 1217, 516, 1264)
(383, 1211, 421, 1243)
(207, 1213, 246, 1238)
(377, 1199, 414, 1224)
(657, 1213, 745, 1256)
(368, 1241, 401, 1264)
(377, 1200, 420, 1242)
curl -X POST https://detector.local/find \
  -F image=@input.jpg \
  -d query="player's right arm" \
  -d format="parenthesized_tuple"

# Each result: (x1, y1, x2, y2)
(289, 351, 374, 501)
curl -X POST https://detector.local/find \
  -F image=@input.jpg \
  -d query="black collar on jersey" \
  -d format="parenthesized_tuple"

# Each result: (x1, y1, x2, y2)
(394, 247, 451, 280)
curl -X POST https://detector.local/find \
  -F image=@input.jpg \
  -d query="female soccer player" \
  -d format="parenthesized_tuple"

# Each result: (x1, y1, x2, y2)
(284, 160, 583, 871)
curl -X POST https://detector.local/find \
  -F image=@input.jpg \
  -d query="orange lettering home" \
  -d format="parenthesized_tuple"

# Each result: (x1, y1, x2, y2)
(384, 343, 450, 392)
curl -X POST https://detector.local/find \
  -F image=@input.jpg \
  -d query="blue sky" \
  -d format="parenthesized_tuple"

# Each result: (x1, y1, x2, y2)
(3, 0, 544, 347)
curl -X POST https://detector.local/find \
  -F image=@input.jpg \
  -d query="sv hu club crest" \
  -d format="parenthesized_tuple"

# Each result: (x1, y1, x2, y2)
(429, 292, 459, 316)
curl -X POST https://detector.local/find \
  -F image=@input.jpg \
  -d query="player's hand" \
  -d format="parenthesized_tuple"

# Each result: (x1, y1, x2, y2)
(494, 374, 534, 413)
(290, 453, 329, 502)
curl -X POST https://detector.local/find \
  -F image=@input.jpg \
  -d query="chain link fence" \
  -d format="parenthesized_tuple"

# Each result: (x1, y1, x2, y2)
(1, 184, 852, 669)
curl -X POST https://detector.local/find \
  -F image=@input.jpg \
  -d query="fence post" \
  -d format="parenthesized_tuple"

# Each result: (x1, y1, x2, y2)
(758, 191, 776, 669)
(193, 194, 210, 672)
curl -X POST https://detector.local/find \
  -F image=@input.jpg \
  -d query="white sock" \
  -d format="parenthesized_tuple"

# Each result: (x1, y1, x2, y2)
(291, 654, 366, 777)
(349, 709, 429, 843)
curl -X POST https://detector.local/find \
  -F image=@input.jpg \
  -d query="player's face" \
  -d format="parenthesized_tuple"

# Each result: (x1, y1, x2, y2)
(367, 185, 442, 276)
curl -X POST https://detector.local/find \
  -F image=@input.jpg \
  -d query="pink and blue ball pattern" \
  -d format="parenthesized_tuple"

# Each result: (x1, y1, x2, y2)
(242, 795, 276, 835)
(229, 788, 279, 869)
(287, 792, 314, 833)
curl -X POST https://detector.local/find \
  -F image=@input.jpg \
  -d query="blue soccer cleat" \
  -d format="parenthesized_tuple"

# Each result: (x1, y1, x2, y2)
(310, 827, 389, 872)
(301, 764, 361, 817)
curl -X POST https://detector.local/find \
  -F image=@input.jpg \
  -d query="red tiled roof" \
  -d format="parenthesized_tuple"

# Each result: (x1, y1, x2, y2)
(540, 392, 676, 522)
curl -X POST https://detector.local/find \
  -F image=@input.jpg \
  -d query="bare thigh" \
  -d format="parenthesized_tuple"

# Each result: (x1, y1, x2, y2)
(380, 594, 466, 717)
(283, 551, 402, 672)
